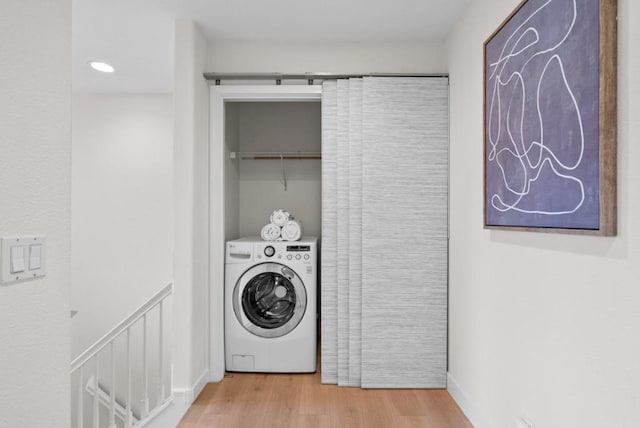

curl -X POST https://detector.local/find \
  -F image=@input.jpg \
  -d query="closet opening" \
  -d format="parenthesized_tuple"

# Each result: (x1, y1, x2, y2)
(209, 86, 322, 381)
(210, 78, 448, 388)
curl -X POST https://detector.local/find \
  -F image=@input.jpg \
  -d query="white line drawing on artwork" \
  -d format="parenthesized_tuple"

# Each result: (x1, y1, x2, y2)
(486, 0, 585, 216)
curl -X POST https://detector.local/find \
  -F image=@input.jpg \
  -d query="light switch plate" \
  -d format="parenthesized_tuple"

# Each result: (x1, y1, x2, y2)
(1, 235, 47, 285)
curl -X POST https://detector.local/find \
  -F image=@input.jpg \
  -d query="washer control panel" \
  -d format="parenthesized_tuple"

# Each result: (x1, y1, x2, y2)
(254, 241, 315, 268)
(228, 238, 317, 268)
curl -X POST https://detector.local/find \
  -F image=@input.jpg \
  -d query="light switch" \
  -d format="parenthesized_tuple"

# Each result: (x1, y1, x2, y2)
(29, 244, 42, 270)
(1, 235, 46, 285)
(10, 246, 25, 273)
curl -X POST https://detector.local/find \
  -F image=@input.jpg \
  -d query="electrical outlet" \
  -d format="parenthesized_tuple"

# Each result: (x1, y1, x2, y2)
(516, 417, 535, 428)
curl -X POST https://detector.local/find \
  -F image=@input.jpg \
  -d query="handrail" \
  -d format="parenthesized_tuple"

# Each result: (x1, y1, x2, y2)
(70, 283, 173, 373)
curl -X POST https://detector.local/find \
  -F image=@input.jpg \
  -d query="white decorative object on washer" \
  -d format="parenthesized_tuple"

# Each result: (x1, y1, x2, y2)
(281, 219, 303, 242)
(270, 209, 291, 227)
(260, 223, 281, 241)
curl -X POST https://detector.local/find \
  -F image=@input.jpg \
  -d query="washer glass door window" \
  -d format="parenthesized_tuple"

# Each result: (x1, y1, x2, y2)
(234, 263, 307, 338)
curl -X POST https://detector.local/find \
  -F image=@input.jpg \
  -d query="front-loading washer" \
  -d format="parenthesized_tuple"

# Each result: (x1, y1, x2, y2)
(225, 236, 317, 373)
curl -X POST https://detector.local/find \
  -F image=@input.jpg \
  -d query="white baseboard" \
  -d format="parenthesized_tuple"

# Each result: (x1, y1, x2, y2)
(173, 368, 209, 405)
(146, 369, 211, 428)
(136, 400, 173, 428)
(447, 372, 495, 428)
(192, 368, 209, 403)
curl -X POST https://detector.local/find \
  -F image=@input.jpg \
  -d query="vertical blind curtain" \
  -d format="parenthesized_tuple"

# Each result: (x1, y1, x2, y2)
(321, 77, 448, 388)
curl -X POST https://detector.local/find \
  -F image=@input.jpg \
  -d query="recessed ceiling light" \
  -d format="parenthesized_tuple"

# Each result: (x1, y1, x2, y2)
(88, 61, 115, 73)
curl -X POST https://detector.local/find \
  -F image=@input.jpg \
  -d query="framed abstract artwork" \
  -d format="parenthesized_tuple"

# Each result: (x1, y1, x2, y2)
(483, 0, 617, 235)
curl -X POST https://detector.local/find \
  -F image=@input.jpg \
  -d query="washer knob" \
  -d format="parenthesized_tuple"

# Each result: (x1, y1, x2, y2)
(295, 254, 301, 260)
(287, 254, 293, 260)
(264, 246, 275, 257)
(304, 254, 310, 260)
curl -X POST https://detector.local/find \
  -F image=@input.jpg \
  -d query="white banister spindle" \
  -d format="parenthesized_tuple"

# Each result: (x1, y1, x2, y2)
(93, 355, 99, 428)
(108, 342, 116, 428)
(77, 367, 84, 428)
(126, 328, 132, 428)
(158, 300, 165, 405)
(141, 313, 150, 417)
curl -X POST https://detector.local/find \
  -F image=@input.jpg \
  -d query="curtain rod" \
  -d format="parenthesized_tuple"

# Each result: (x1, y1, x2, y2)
(230, 151, 321, 160)
(203, 72, 449, 85)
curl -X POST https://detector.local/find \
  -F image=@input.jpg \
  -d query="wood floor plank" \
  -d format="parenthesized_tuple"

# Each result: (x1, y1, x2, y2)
(292, 414, 334, 428)
(203, 373, 258, 416)
(177, 382, 220, 425)
(299, 371, 334, 416)
(262, 374, 303, 426)
(388, 389, 428, 416)
(178, 372, 472, 428)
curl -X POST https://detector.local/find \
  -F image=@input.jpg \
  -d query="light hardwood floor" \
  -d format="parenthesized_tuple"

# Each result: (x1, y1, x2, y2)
(178, 370, 472, 428)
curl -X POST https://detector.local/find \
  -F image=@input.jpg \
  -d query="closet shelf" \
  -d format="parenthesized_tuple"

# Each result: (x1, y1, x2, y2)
(230, 151, 321, 160)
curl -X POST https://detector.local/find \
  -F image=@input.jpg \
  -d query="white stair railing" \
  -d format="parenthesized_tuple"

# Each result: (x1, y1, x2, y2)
(71, 283, 173, 428)
(84, 375, 140, 425)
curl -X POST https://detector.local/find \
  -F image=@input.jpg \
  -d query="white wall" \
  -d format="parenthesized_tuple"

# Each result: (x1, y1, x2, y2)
(446, 1, 640, 427)
(230, 102, 322, 238)
(208, 41, 446, 74)
(71, 94, 174, 356)
(173, 20, 211, 395)
(0, 1, 71, 427)
(225, 103, 240, 241)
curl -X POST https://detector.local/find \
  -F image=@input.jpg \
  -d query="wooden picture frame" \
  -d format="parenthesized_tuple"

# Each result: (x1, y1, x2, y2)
(483, 0, 617, 235)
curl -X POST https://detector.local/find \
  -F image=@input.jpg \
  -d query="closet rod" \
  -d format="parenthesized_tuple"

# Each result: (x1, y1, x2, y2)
(204, 72, 448, 85)
(230, 151, 321, 160)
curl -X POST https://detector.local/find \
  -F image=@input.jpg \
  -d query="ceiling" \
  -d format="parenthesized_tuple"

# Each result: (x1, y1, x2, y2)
(72, 0, 469, 93)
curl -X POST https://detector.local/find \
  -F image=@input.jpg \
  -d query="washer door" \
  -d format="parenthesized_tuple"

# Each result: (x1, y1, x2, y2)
(233, 262, 307, 338)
